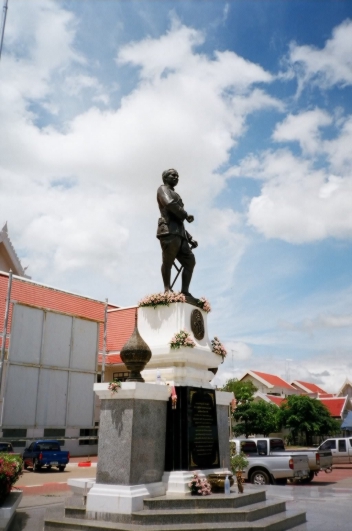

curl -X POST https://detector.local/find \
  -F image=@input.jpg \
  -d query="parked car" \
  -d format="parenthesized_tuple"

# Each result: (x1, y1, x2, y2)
(23, 440, 70, 472)
(318, 437, 352, 464)
(257, 437, 333, 482)
(0, 442, 14, 453)
(230, 438, 309, 485)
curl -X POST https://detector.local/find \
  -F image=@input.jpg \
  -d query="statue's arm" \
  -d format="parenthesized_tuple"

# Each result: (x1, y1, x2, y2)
(158, 188, 188, 220)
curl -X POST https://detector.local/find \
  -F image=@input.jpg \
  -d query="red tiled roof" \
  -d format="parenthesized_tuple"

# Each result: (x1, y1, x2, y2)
(105, 307, 137, 352)
(293, 380, 328, 394)
(250, 371, 295, 390)
(0, 272, 109, 350)
(0, 272, 140, 368)
(98, 354, 122, 365)
(319, 397, 347, 418)
(266, 395, 285, 406)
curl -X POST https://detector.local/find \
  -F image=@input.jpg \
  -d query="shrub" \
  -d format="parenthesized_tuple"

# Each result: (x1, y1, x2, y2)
(0, 453, 23, 500)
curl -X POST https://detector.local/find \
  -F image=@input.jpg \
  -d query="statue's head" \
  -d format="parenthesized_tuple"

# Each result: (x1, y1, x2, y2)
(162, 169, 179, 184)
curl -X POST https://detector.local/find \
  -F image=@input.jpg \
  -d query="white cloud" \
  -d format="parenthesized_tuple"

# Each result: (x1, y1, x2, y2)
(0, 10, 279, 297)
(325, 116, 352, 174)
(234, 143, 352, 243)
(289, 19, 352, 90)
(272, 109, 332, 155)
(279, 314, 352, 333)
(211, 342, 253, 388)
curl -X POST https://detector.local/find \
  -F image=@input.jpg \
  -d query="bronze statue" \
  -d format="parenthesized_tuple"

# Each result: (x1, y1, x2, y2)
(157, 169, 198, 298)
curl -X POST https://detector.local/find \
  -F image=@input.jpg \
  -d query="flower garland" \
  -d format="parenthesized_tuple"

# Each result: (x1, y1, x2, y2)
(138, 292, 212, 312)
(188, 473, 212, 496)
(108, 380, 121, 394)
(197, 297, 211, 313)
(170, 330, 195, 349)
(138, 291, 186, 309)
(211, 336, 227, 359)
(0, 454, 23, 499)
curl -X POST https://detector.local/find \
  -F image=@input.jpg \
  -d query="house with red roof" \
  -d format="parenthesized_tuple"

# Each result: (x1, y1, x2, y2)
(319, 396, 350, 420)
(337, 378, 352, 401)
(240, 370, 299, 397)
(291, 380, 329, 395)
(0, 270, 131, 456)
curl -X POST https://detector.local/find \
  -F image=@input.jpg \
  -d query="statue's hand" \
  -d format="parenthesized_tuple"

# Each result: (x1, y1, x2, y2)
(186, 215, 194, 223)
(191, 240, 198, 249)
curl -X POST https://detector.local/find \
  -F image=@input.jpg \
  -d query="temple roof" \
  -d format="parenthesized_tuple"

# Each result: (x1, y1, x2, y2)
(0, 223, 28, 277)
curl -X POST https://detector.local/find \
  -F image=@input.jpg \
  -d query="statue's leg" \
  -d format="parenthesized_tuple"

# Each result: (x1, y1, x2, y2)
(178, 240, 196, 296)
(160, 236, 181, 292)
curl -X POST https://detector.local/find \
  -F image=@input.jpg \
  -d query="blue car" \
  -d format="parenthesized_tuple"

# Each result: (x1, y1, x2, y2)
(23, 440, 70, 472)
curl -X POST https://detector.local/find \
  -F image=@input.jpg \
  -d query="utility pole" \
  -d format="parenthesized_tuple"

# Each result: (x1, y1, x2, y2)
(101, 299, 108, 383)
(0, 271, 12, 396)
(0, 0, 9, 62)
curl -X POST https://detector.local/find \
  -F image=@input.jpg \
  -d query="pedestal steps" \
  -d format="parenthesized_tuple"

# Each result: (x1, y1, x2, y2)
(44, 491, 306, 531)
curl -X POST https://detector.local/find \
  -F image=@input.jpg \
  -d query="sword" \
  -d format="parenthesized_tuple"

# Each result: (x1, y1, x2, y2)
(170, 239, 197, 290)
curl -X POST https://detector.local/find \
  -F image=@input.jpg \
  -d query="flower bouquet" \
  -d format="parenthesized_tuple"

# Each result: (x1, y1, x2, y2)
(197, 297, 211, 313)
(188, 473, 212, 496)
(108, 379, 121, 394)
(211, 336, 227, 360)
(0, 453, 23, 500)
(138, 292, 186, 309)
(170, 330, 195, 349)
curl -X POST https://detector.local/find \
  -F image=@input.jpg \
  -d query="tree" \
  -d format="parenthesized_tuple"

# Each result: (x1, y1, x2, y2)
(221, 378, 257, 401)
(233, 399, 280, 437)
(279, 395, 341, 445)
(222, 378, 278, 437)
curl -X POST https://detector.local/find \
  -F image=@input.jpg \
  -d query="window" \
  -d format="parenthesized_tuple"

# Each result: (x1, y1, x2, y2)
(257, 440, 268, 455)
(113, 371, 130, 382)
(240, 441, 257, 454)
(2, 429, 27, 448)
(320, 440, 336, 450)
(338, 440, 347, 452)
(270, 439, 285, 452)
(79, 428, 98, 446)
(43, 428, 65, 446)
(37, 443, 60, 451)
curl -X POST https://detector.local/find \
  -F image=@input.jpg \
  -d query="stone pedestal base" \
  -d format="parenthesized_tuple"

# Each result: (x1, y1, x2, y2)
(93, 382, 169, 486)
(86, 482, 166, 515)
(86, 382, 170, 517)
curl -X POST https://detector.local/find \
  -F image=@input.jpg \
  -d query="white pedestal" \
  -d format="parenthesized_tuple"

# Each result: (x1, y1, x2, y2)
(138, 303, 222, 387)
(162, 469, 232, 494)
(86, 482, 166, 515)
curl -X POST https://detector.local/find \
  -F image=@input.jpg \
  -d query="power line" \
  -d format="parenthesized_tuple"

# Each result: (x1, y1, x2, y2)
(0, 0, 9, 62)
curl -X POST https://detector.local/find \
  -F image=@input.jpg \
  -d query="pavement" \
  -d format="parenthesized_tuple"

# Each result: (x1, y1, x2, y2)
(8, 463, 352, 531)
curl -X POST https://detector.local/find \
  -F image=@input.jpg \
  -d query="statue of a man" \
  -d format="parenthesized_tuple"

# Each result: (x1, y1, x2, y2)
(156, 169, 198, 298)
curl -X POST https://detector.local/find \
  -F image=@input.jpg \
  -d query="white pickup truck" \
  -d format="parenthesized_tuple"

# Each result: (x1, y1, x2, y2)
(258, 437, 332, 482)
(231, 438, 309, 485)
(318, 437, 352, 464)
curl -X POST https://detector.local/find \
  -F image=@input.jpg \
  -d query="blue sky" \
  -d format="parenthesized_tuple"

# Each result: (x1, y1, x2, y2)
(1, 0, 352, 391)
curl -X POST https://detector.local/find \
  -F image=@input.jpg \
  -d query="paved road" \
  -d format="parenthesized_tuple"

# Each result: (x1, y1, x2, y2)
(9, 464, 352, 531)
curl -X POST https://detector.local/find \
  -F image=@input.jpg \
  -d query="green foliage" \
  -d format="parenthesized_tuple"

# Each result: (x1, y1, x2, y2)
(233, 400, 280, 437)
(279, 394, 341, 445)
(222, 378, 279, 437)
(230, 443, 249, 472)
(0, 453, 23, 499)
(221, 378, 257, 401)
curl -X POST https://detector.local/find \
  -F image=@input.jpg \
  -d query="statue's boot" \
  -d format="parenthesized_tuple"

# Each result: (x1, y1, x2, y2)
(181, 269, 196, 300)
(161, 265, 172, 293)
